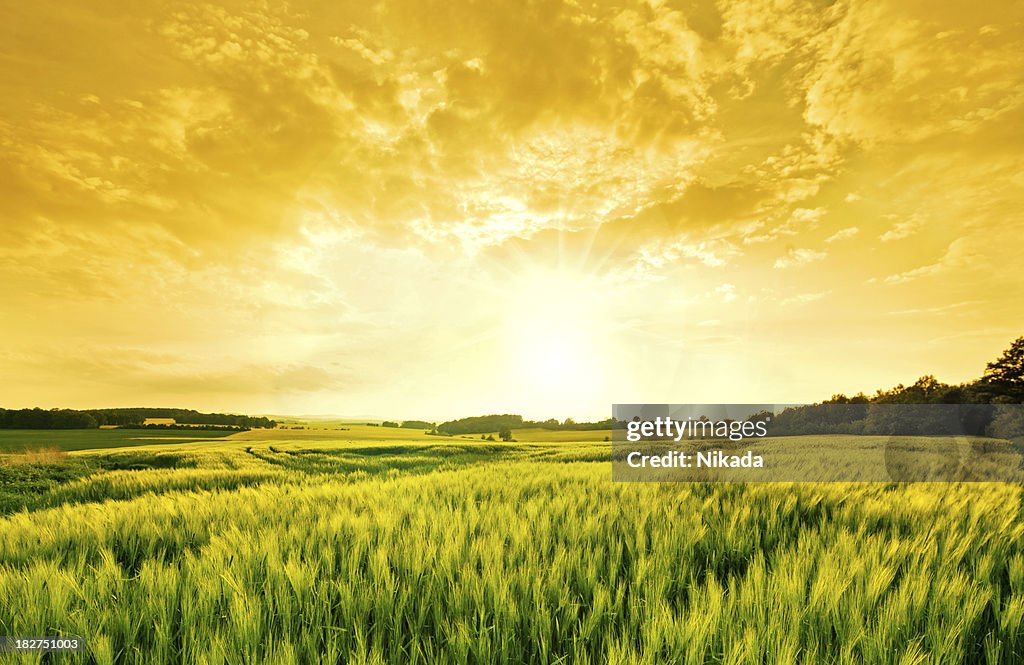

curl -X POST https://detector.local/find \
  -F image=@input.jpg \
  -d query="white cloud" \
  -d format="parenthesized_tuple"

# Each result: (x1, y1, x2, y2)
(773, 248, 826, 269)
(825, 226, 859, 243)
(715, 283, 738, 303)
(745, 207, 827, 244)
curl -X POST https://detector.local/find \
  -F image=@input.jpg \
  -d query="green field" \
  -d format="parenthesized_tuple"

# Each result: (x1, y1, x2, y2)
(240, 425, 612, 443)
(2, 429, 1024, 663)
(0, 428, 237, 453)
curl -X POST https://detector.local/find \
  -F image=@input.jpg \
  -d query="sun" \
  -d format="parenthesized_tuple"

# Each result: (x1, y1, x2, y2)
(500, 269, 607, 399)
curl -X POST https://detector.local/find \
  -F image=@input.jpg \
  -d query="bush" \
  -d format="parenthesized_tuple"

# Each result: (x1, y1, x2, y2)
(989, 405, 1024, 442)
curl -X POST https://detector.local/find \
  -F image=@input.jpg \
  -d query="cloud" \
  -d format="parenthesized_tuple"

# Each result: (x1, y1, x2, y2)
(0, 0, 848, 266)
(745, 207, 827, 244)
(715, 283, 738, 303)
(880, 216, 924, 242)
(781, 291, 828, 306)
(801, 2, 1024, 144)
(825, 227, 860, 243)
(885, 238, 976, 283)
(888, 301, 981, 316)
(0, 0, 1021, 415)
(773, 248, 827, 269)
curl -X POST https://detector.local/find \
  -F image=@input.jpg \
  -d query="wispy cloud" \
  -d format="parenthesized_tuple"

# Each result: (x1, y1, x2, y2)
(773, 248, 827, 269)
(781, 291, 828, 306)
(880, 216, 925, 242)
(825, 227, 859, 243)
(885, 239, 976, 283)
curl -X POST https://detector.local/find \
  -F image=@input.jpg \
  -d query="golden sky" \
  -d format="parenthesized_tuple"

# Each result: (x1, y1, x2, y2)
(2, 0, 1022, 420)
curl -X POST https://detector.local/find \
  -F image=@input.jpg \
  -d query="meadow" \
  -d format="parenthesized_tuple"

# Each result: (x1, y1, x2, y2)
(1, 427, 1023, 664)
(0, 429, 235, 453)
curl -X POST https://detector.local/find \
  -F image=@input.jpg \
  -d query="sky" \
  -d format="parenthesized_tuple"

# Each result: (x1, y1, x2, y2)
(1, 0, 1022, 421)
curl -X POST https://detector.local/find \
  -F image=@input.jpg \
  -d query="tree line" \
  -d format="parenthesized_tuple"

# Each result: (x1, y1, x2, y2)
(522, 417, 619, 431)
(0, 408, 277, 430)
(432, 337, 1024, 441)
(760, 336, 1024, 440)
(435, 414, 524, 436)
(3, 337, 1021, 438)
(434, 415, 624, 436)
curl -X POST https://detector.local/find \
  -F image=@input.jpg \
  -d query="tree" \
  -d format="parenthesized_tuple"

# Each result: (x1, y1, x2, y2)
(988, 404, 1024, 442)
(437, 414, 523, 436)
(981, 337, 1024, 402)
(498, 427, 513, 442)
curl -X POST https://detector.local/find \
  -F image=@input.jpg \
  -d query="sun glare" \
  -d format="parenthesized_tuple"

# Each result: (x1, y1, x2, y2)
(501, 270, 607, 398)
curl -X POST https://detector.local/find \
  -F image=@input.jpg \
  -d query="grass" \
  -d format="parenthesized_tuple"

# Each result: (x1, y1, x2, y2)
(0, 428, 238, 453)
(511, 427, 611, 442)
(249, 425, 612, 443)
(0, 430, 1023, 663)
(242, 424, 441, 442)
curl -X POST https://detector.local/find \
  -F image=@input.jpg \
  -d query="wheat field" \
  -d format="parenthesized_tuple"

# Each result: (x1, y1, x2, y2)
(1, 432, 1023, 664)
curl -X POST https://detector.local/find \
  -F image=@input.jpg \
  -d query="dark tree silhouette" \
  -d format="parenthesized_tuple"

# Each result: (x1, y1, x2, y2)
(981, 337, 1024, 402)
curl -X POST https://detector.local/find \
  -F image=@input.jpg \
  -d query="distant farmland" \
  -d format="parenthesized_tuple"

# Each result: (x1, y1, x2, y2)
(0, 428, 236, 453)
